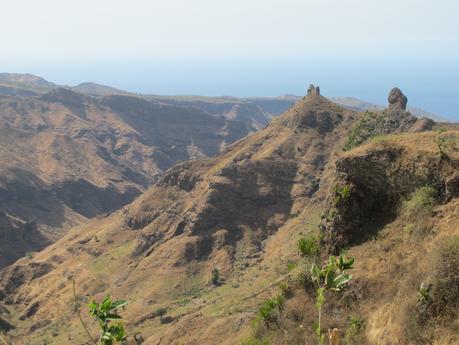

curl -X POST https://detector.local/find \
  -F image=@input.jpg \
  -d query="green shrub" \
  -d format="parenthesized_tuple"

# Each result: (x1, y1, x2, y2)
(177, 298, 190, 306)
(343, 111, 384, 151)
(345, 316, 365, 345)
(211, 268, 220, 286)
(333, 184, 351, 204)
(297, 235, 319, 258)
(417, 283, 430, 304)
(155, 307, 168, 321)
(286, 260, 297, 271)
(278, 282, 292, 298)
(401, 186, 437, 220)
(254, 294, 285, 326)
(434, 133, 458, 158)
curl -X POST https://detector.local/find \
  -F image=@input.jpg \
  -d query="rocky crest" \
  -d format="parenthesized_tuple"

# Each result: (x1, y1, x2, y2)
(388, 87, 408, 111)
(307, 84, 321, 96)
(383, 88, 417, 132)
(343, 88, 420, 151)
(125, 87, 352, 263)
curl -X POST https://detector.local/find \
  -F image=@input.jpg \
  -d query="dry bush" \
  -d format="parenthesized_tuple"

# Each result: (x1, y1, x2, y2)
(429, 235, 459, 319)
(403, 235, 459, 343)
(266, 287, 369, 345)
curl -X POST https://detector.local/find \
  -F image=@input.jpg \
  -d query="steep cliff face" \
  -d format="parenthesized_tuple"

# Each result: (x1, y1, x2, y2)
(321, 131, 458, 252)
(0, 87, 455, 345)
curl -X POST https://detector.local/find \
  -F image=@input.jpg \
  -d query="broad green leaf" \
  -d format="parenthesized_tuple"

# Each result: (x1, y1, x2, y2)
(109, 323, 125, 341)
(343, 257, 354, 270)
(334, 274, 352, 290)
(311, 264, 321, 282)
(325, 269, 336, 289)
(110, 300, 128, 310)
(106, 313, 122, 320)
(101, 295, 112, 311)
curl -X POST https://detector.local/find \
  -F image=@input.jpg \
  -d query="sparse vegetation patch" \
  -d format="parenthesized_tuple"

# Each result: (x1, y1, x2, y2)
(344, 315, 365, 345)
(401, 186, 437, 220)
(296, 235, 319, 258)
(434, 132, 458, 159)
(404, 236, 459, 342)
(211, 268, 220, 286)
(343, 111, 384, 151)
(333, 184, 351, 204)
(429, 235, 459, 318)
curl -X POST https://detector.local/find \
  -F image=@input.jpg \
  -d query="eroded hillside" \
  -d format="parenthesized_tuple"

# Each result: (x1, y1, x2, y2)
(1, 86, 455, 344)
(0, 87, 275, 267)
(250, 131, 458, 345)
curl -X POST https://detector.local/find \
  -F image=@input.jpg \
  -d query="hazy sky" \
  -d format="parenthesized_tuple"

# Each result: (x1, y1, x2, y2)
(1, 0, 458, 119)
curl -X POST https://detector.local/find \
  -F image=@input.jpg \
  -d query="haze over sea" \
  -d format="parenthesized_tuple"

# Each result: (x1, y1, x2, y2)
(4, 57, 457, 121)
(1, 0, 458, 120)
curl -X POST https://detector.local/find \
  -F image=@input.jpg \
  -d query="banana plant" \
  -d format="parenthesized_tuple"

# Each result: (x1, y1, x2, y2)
(310, 255, 354, 345)
(88, 295, 128, 345)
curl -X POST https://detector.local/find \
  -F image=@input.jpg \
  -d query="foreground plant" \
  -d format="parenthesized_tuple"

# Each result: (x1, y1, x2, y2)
(88, 295, 128, 345)
(310, 255, 354, 344)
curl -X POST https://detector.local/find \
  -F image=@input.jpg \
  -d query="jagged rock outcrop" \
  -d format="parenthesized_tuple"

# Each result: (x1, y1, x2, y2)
(0, 262, 53, 302)
(382, 88, 417, 133)
(321, 132, 458, 252)
(307, 84, 321, 96)
(388, 87, 408, 111)
(343, 88, 419, 150)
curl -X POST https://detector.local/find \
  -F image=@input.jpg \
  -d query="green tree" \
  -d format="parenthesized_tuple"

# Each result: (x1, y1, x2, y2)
(310, 255, 354, 344)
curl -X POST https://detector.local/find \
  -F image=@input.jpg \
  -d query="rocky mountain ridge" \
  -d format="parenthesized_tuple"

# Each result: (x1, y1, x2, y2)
(0, 86, 285, 268)
(0, 72, 450, 122)
(1, 86, 456, 344)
